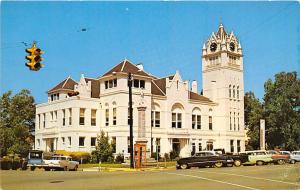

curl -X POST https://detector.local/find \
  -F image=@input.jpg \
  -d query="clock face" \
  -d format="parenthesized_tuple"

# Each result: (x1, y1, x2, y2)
(230, 42, 235, 51)
(210, 43, 217, 52)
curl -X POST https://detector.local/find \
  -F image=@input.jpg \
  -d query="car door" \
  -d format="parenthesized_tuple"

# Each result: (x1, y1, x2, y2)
(192, 153, 206, 167)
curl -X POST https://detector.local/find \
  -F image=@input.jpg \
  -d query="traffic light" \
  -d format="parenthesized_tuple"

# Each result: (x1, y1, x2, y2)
(25, 41, 44, 71)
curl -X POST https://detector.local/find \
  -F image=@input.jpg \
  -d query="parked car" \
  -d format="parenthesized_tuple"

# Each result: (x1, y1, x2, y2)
(176, 151, 234, 169)
(213, 149, 249, 167)
(27, 150, 45, 171)
(266, 150, 290, 165)
(290, 151, 300, 164)
(44, 155, 79, 171)
(243, 150, 273, 166)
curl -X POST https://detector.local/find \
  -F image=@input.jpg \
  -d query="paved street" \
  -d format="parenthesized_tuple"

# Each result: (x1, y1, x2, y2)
(1, 164, 300, 190)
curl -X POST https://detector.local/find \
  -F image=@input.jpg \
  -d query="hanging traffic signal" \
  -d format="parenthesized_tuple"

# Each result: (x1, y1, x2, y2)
(25, 41, 44, 71)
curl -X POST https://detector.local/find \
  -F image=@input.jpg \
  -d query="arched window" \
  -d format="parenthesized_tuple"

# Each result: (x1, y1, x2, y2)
(151, 103, 160, 128)
(233, 85, 236, 98)
(105, 103, 109, 126)
(237, 86, 240, 99)
(229, 85, 232, 98)
(112, 102, 117, 126)
(192, 108, 201, 130)
(171, 103, 184, 129)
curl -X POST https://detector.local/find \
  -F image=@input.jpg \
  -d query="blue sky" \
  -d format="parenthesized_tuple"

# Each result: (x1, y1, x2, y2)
(1, 1, 299, 103)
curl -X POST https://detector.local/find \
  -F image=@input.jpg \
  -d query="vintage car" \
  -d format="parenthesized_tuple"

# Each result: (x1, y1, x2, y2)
(176, 151, 234, 169)
(243, 150, 273, 166)
(290, 151, 300, 164)
(43, 155, 79, 171)
(266, 150, 290, 165)
(27, 150, 45, 171)
(213, 149, 249, 167)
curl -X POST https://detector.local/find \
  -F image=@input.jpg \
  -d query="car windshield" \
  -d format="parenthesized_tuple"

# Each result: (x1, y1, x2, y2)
(30, 152, 42, 159)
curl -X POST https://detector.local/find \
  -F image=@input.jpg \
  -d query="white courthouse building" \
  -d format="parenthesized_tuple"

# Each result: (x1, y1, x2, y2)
(35, 24, 246, 157)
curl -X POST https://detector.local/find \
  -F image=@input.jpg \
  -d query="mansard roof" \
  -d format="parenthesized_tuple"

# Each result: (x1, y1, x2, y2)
(102, 59, 154, 78)
(48, 76, 77, 93)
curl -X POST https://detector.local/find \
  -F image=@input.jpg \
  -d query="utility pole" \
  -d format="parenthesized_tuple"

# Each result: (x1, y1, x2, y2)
(128, 73, 134, 168)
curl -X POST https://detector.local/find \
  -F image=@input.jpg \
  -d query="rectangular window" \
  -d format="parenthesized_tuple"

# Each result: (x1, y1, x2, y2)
(230, 112, 232, 130)
(177, 113, 182, 128)
(230, 140, 234, 153)
(91, 137, 96, 147)
(234, 112, 236, 131)
(156, 138, 161, 153)
(50, 111, 53, 121)
(209, 116, 213, 130)
(113, 108, 117, 125)
(192, 115, 196, 129)
(113, 79, 117, 87)
(51, 95, 54, 101)
(43, 113, 46, 128)
(134, 79, 139, 88)
(172, 113, 176, 128)
(105, 109, 109, 126)
(206, 142, 213, 151)
(105, 81, 108, 89)
(197, 115, 201, 129)
(198, 143, 202, 152)
(79, 108, 85, 125)
(79, 137, 85, 147)
(62, 110, 65, 126)
(111, 137, 116, 153)
(140, 80, 145, 89)
(155, 112, 160, 127)
(69, 108, 72, 125)
(54, 111, 57, 121)
(109, 80, 113, 88)
(237, 140, 241, 153)
(62, 137, 65, 144)
(68, 137, 71, 146)
(37, 114, 40, 129)
(91, 109, 96, 126)
(192, 143, 196, 155)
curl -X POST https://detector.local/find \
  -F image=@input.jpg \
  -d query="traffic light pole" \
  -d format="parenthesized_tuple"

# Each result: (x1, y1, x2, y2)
(128, 73, 134, 169)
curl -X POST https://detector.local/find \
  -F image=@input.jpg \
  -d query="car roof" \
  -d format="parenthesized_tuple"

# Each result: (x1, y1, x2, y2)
(245, 150, 266, 153)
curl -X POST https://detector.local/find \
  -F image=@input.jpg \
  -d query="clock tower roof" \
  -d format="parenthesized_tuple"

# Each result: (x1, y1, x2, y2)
(216, 22, 227, 41)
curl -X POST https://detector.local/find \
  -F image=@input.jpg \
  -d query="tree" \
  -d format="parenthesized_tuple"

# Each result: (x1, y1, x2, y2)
(264, 72, 300, 150)
(244, 91, 263, 150)
(95, 131, 113, 162)
(0, 89, 35, 157)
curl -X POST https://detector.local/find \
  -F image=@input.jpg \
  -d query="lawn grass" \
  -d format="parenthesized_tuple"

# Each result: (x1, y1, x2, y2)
(79, 161, 176, 168)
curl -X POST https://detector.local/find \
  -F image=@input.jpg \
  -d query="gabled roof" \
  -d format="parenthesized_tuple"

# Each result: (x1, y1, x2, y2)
(189, 91, 213, 102)
(48, 77, 77, 93)
(85, 78, 100, 98)
(151, 75, 174, 96)
(102, 60, 154, 78)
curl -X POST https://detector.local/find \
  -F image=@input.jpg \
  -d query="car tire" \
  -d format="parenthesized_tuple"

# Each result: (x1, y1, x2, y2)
(180, 164, 188, 169)
(277, 159, 285, 165)
(256, 160, 264, 166)
(74, 166, 78, 171)
(64, 166, 69, 171)
(214, 161, 223, 168)
(234, 160, 242, 167)
(290, 160, 296, 164)
(30, 167, 36, 171)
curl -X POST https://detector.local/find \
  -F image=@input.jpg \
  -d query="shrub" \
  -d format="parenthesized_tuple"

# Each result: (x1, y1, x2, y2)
(164, 153, 170, 161)
(115, 153, 124, 163)
(55, 150, 91, 164)
(169, 151, 179, 160)
(0, 156, 12, 170)
(151, 152, 161, 160)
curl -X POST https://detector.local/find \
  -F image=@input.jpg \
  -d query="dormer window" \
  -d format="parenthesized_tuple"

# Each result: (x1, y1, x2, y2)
(132, 79, 145, 89)
(105, 78, 117, 89)
(50, 93, 60, 101)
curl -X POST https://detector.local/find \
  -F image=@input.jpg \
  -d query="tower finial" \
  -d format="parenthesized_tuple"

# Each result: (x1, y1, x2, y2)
(219, 18, 223, 28)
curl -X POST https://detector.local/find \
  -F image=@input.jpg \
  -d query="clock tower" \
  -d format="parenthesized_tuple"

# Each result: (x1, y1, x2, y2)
(202, 23, 245, 152)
